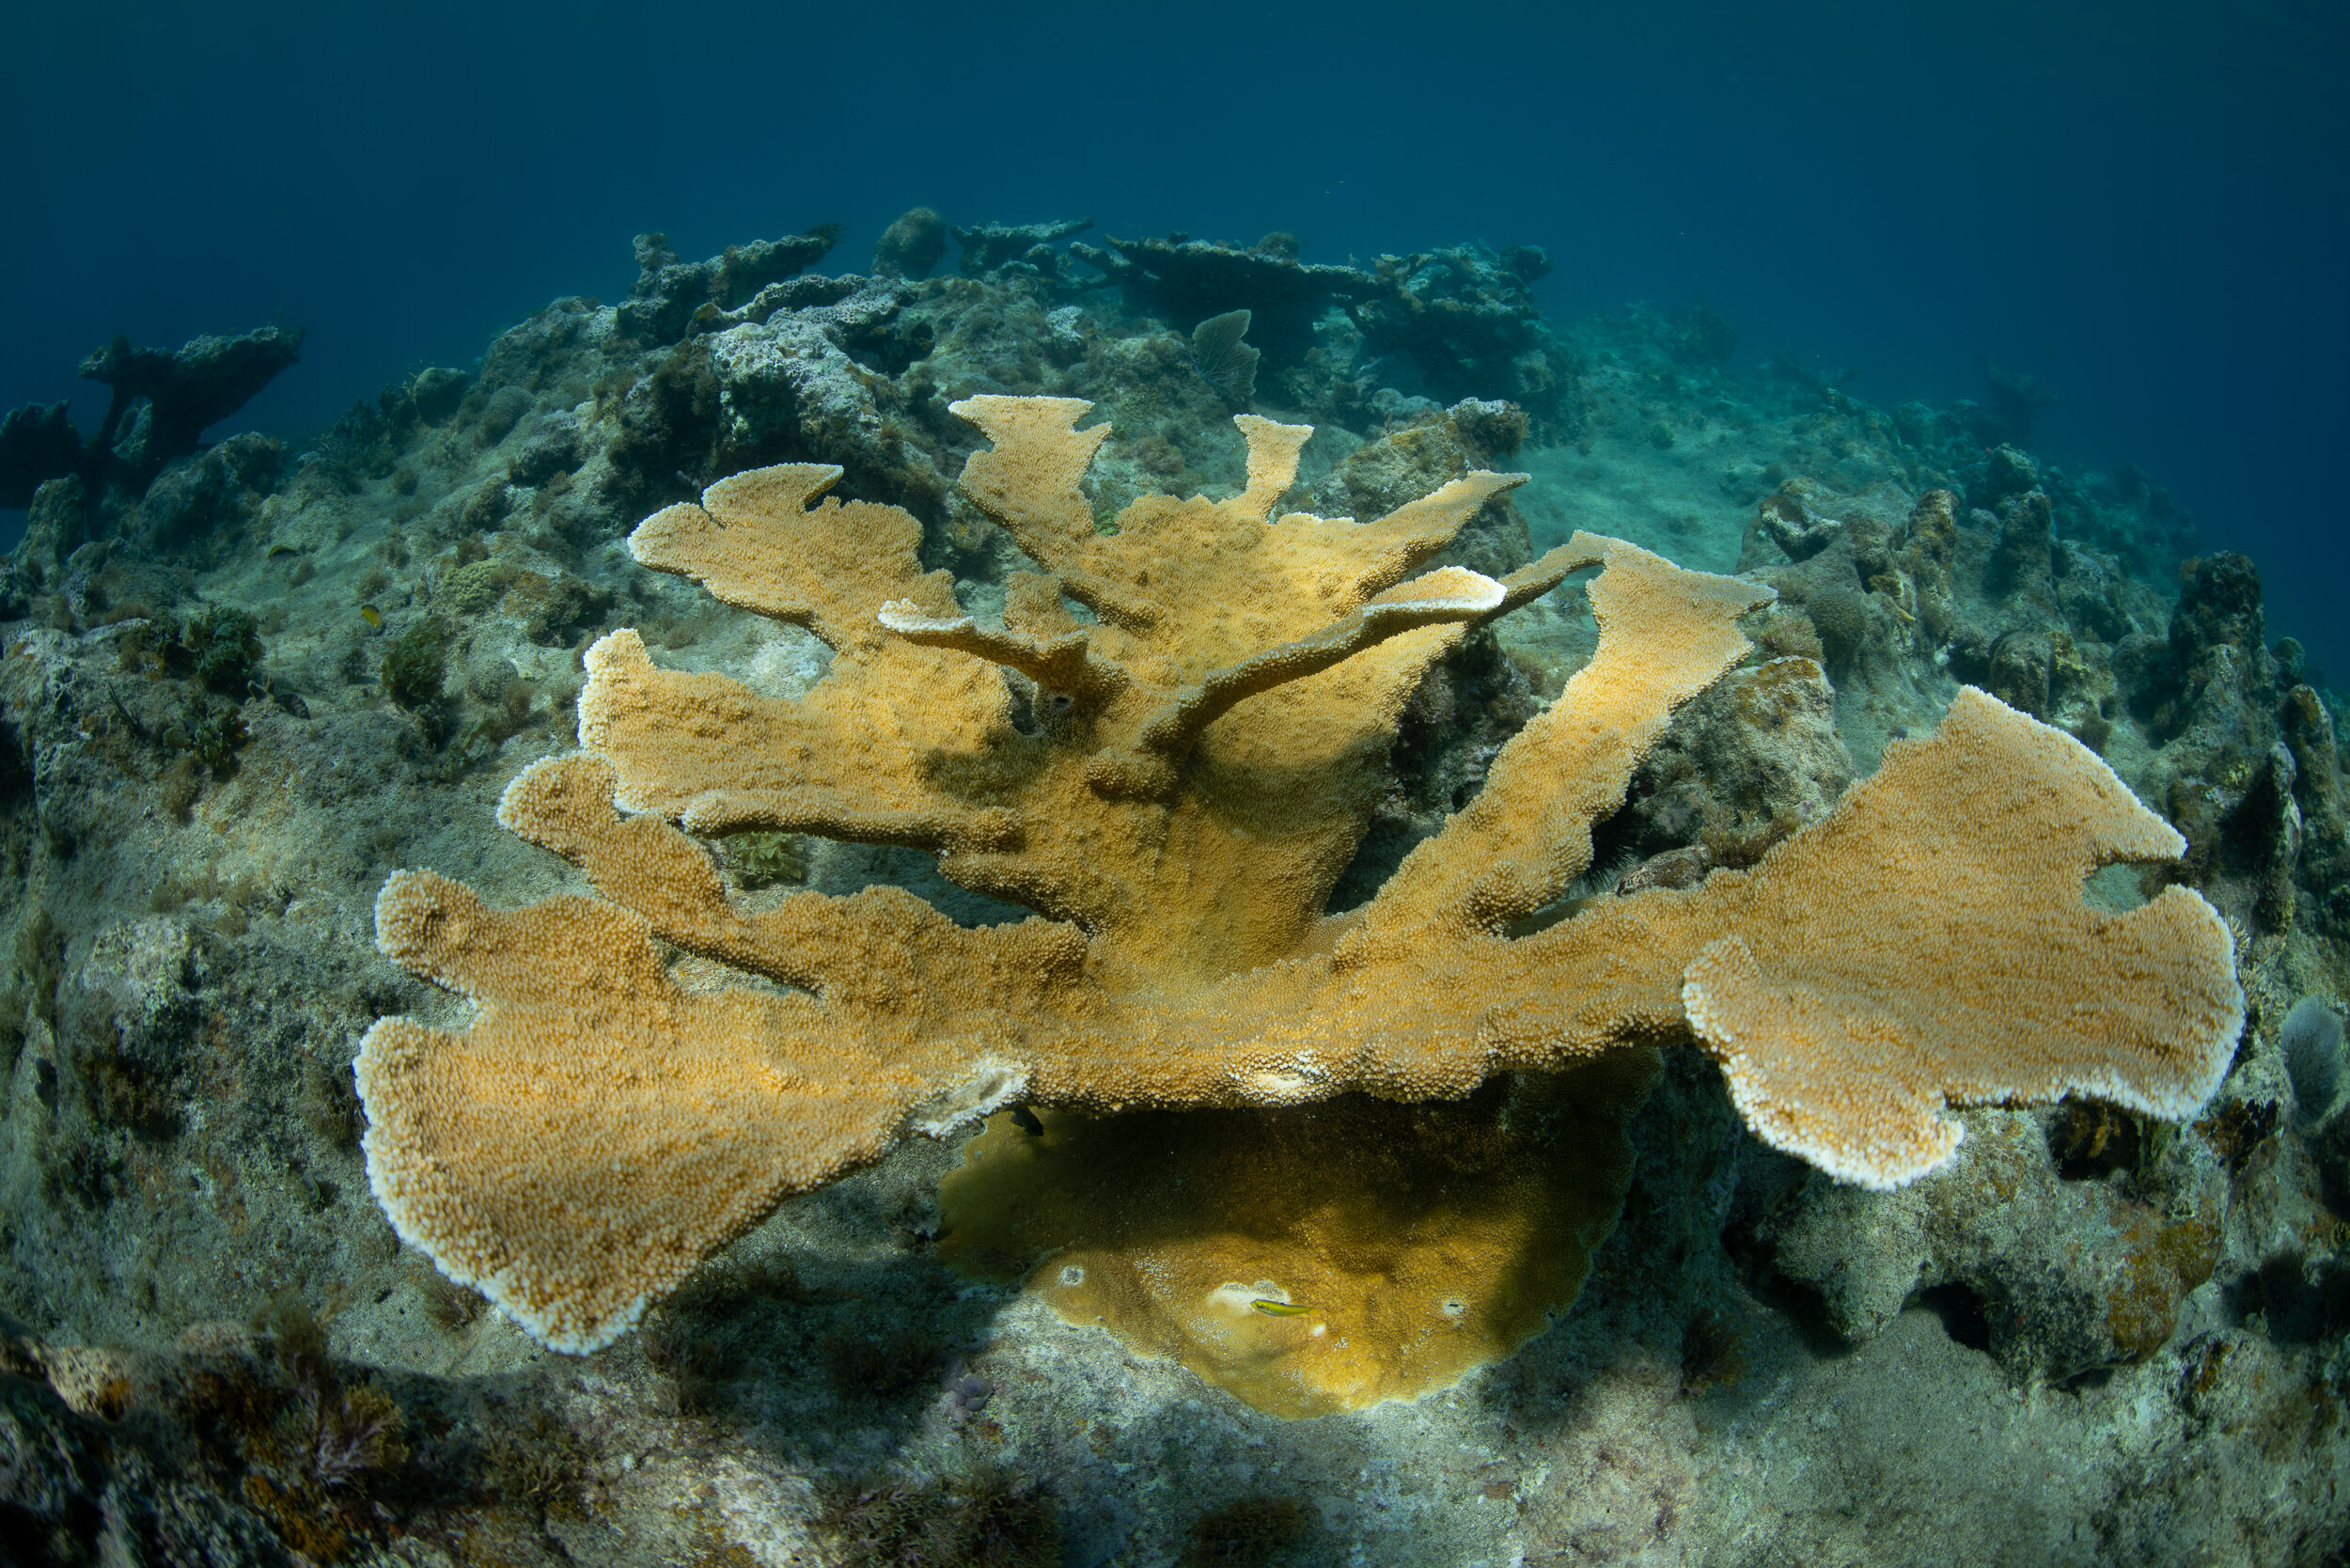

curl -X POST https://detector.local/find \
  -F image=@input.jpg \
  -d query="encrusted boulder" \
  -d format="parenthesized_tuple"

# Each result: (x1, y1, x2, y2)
(1745, 1104, 2230, 1376)
(701, 279, 938, 504)
(602, 277, 938, 519)
(118, 431, 288, 557)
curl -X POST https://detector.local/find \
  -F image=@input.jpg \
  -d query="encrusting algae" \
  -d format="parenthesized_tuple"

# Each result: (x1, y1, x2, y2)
(936, 1053, 1660, 1418)
(353, 396, 2244, 1368)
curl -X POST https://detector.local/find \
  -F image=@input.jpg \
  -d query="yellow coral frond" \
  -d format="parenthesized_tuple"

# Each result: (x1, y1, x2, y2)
(355, 398, 2239, 1354)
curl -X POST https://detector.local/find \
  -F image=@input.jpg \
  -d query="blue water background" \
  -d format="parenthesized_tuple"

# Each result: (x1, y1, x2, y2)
(5, 1, 2342, 673)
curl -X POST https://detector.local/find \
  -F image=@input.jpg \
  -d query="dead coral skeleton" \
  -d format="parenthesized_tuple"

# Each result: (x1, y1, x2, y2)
(353, 396, 2244, 1353)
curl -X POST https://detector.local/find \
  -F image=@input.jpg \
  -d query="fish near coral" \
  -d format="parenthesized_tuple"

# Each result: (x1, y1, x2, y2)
(354, 396, 2243, 1354)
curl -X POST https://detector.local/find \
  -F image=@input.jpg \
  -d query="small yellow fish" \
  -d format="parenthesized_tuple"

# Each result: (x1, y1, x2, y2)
(1250, 1299, 1313, 1317)
(359, 604, 382, 628)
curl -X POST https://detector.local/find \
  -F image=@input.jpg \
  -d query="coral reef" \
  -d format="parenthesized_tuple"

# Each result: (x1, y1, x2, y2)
(1, 327, 293, 502)
(0, 214, 2342, 1565)
(354, 395, 2233, 1353)
(1074, 233, 1382, 366)
(77, 328, 304, 487)
(0, 400, 83, 510)
(1980, 363, 2060, 447)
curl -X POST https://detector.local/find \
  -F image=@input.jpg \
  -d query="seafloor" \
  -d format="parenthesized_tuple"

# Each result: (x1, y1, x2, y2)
(0, 219, 2344, 1566)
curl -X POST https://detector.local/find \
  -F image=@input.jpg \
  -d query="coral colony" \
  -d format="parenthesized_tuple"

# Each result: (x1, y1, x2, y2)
(361, 399, 2236, 1379)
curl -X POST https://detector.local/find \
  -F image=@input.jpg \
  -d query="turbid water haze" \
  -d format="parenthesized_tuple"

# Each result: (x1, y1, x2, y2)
(5, 0, 2342, 669)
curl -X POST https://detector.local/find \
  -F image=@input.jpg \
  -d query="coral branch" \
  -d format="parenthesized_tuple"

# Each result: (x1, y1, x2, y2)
(577, 630, 1013, 850)
(1355, 533, 1774, 944)
(358, 870, 923, 1351)
(948, 396, 1146, 627)
(1086, 565, 1507, 798)
(627, 463, 955, 650)
(1670, 687, 2243, 1186)
(1486, 540, 1597, 619)
(876, 601, 1127, 703)
(1232, 413, 1312, 518)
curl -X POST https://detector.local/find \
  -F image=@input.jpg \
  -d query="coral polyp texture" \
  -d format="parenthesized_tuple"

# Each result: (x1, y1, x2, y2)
(353, 396, 2244, 1353)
